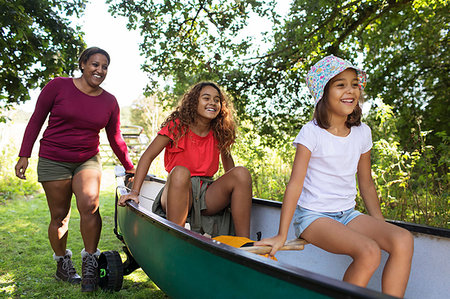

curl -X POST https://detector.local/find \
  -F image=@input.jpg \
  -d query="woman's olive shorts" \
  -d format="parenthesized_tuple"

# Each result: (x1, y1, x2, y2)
(37, 154, 102, 182)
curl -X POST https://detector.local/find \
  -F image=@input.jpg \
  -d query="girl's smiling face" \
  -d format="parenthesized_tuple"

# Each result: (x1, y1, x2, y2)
(81, 53, 109, 88)
(196, 85, 221, 121)
(326, 68, 361, 118)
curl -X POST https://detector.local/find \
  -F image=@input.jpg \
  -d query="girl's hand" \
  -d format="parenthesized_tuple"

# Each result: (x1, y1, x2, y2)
(253, 234, 287, 257)
(118, 190, 139, 206)
(15, 157, 29, 180)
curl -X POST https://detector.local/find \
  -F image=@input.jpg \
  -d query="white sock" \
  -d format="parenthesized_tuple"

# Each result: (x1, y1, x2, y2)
(53, 249, 72, 261)
(81, 248, 100, 258)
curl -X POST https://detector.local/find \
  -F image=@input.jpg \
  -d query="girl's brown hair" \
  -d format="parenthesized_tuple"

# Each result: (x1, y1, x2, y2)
(313, 81, 364, 129)
(161, 82, 236, 153)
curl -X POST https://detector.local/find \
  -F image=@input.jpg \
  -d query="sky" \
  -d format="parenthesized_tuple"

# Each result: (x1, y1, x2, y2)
(22, 1, 290, 112)
(23, 1, 148, 111)
(79, 1, 148, 107)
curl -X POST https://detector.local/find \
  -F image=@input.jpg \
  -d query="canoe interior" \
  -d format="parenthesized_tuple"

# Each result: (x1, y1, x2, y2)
(251, 199, 450, 299)
(115, 169, 450, 299)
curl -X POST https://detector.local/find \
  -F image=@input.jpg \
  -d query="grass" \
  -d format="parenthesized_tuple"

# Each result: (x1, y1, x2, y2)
(0, 167, 167, 298)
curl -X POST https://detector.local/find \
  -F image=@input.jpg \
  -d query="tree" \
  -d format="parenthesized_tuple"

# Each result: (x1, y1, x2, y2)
(107, 0, 448, 148)
(106, 0, 277, 112)
(0, 0, 87, 113)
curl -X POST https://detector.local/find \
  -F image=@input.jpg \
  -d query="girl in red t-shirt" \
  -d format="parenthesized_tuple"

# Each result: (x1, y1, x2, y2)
(118, 82, 252, 237)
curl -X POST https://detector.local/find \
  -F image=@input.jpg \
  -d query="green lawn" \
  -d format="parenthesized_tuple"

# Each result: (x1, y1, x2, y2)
(0, 167, 167, 298)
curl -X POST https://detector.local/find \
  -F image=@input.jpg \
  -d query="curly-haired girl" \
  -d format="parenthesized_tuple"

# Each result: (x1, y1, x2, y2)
(118, 82, 252, 237)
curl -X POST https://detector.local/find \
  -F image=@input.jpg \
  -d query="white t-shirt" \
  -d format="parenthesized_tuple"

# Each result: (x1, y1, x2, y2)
(293, 121, 373, 212)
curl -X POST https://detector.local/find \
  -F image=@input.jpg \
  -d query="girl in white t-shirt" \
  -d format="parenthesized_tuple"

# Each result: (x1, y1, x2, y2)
(255, 55, 413, 297)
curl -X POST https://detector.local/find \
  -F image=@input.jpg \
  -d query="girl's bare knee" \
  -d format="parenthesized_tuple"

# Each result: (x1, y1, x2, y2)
(354, 239, 381, 271)
(169, 166, 191, 183)
(391, 229, 414, 258)
(230, 166, 251, 183)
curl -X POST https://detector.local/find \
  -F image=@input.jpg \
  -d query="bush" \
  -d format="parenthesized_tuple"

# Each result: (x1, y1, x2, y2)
(360, 101, 449, 228)
(0, 121, 41, 204)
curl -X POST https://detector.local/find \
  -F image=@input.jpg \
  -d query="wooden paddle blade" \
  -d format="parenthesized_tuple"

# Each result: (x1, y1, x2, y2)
(241, 238, 308, 255)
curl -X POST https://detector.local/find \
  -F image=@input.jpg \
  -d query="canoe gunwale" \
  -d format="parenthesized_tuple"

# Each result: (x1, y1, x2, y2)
(118, 175, 392, 299)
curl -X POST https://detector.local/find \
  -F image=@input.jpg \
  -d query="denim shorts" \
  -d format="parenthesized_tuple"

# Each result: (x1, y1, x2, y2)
(37, 154, 102, 182)
(293, 206, 363, 238)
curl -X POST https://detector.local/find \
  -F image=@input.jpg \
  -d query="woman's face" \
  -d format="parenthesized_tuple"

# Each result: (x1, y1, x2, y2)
(196, 85, 221, 121)
(81, 53, 109, 88)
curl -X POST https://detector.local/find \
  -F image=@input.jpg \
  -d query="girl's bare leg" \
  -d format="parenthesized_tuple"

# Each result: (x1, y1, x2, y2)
(347, 215, 413, 297)
(42, 179, 73, 256)
(161, 166, 193, 226)
(72, 169, 102, 254)
(301, 217, 382, 287)
(204, 166, 252, 237)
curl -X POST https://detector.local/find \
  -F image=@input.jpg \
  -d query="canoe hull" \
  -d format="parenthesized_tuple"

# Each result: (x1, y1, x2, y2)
(118, 207, 330, 298)
(115, 169, 450, 299)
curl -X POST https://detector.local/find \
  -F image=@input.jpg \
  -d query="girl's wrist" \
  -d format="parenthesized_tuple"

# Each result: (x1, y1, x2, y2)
(129, 189, 139, 195)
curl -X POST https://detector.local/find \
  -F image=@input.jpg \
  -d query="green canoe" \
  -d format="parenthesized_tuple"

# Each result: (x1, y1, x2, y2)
(98, 167, 450, 299)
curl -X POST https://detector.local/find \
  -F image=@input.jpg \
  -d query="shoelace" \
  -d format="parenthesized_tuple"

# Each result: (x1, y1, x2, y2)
(83, 255, 98, 278)
(62, 256, 77, 275)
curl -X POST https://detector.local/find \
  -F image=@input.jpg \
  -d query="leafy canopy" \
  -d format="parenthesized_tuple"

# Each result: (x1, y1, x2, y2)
(0, 0, 87, 111)
(107, 0, 449, 148)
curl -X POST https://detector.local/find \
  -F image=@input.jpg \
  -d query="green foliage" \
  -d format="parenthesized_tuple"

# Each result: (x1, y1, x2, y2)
(107, 0, 449, 151)
(360, 100, 449, 228)
(106, 0, 278, 117)
(0, 0, 87, 119)
(0, 131, 41, 204)
(232, 121, 294, 201)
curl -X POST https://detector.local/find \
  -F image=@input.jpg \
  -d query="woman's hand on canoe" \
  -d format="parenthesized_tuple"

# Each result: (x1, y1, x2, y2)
(253, 234, 287, 257)
(118, 191, 140, 206)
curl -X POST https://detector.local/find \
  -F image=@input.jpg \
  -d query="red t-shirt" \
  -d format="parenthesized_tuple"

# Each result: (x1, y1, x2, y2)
(159, 120, 220, 177)
(18, 77, 133, 170)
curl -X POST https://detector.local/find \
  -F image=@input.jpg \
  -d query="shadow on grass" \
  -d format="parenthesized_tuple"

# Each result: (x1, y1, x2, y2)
(0, 190, 167, 298)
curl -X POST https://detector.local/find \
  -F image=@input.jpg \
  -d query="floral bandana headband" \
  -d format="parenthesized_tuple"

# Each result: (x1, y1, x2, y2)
(306, 55, 367, 106)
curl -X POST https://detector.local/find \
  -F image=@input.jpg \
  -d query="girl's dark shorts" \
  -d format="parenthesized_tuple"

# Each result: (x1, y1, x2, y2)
(37, 154, 102, 182)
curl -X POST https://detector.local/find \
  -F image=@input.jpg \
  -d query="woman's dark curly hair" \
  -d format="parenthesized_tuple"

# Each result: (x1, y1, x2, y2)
(161, 82, 236, 154)
(313, 80, 364, 129)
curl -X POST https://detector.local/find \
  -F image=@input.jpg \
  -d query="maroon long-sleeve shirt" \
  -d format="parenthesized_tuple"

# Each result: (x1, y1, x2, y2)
(19, 77, 134, 170)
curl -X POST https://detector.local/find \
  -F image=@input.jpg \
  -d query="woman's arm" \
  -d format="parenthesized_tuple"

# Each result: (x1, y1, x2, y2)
(357, 150, 384, 220)
(118, 134, 170, 206)
(220, 151, 235, 172)
(255, 144, 311, 256)
(18, 79, 58, 158)
(105, 103, 134, 171)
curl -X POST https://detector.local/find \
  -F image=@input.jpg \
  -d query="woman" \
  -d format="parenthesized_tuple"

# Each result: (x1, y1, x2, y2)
(14, 47, 135, 292)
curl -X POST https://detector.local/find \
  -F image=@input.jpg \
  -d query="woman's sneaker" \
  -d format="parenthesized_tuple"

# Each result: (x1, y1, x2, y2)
(81, 249, 100, 292)
(54, 250, 81, 284)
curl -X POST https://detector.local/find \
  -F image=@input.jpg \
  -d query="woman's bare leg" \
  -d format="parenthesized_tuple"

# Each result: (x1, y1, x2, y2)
(204, 166, 252, 237)
(72, 169, 102, 254)
(42, 180, 73, 256)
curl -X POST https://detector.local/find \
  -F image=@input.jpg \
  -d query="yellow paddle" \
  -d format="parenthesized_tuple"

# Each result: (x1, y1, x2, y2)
(241, 238, 309, 255)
